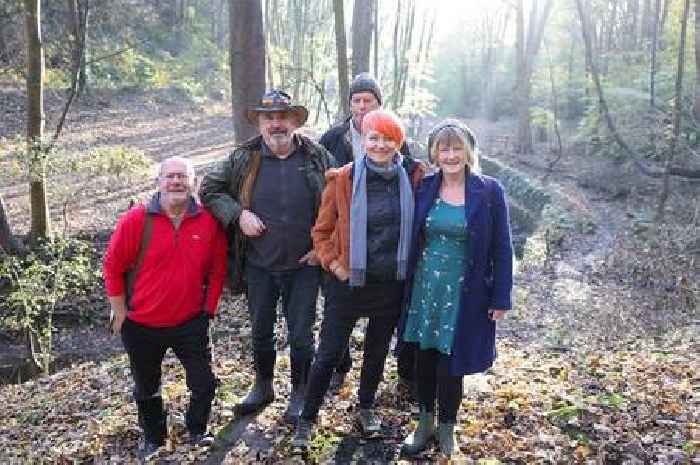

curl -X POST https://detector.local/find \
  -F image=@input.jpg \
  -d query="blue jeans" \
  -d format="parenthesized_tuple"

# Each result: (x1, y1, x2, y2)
(245, 263, 320, 383)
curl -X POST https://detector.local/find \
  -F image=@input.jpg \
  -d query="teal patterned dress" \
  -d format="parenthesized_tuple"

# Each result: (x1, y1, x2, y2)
(403, 198, 469, 355)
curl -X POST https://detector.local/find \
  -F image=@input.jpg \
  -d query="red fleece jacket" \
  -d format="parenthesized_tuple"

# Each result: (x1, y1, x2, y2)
(103, 201, 227, 328)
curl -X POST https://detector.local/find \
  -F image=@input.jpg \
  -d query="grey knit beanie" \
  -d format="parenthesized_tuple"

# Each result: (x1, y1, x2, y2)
(349, 72, 382, 105)
(427, 119, 477, 157)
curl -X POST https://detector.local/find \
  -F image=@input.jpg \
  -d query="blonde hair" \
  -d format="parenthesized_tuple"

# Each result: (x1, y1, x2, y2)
(429, 126, 480, 173)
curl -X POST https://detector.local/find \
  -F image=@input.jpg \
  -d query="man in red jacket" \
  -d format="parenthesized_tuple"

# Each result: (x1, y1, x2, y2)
(103, 156, 227, 459)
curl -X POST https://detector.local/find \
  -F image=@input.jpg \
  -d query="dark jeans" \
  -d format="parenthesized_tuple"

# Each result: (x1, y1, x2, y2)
(301, 278, 402, 421)
(245, 263, 320, 382)
(413, 345, 463, 423)
(322, 272, 352, 374)
(121, 313, 216, 438)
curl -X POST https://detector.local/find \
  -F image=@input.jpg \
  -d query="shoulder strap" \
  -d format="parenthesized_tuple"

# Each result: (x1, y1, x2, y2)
(125, 211, 153, 310)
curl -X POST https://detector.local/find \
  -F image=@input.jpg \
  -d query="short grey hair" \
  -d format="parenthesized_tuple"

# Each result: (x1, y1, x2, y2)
(156, 156, 196, 180)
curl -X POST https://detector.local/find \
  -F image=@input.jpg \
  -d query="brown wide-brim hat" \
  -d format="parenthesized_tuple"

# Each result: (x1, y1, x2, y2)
(246, 89, 309, 126)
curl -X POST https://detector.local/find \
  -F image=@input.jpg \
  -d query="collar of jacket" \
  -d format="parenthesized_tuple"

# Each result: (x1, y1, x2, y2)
(147, 192, 200, 217)
(418, 170, 488, 225)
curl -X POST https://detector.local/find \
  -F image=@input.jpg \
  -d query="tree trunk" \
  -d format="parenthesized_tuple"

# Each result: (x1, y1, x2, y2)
(351, 0, 372, 77)
(373, 0, 378, 78)
(0, 195, 24, 255)
(693, 0, 700, 122)
(76, 0, 89, 95)
(515, 0, 554, 154)
(64, 0, 80, 78)
(656, 0, 690, 221)
(229, 0, 266, 143)
(24, 0, 50, 242)
(333, 0, 350, 120)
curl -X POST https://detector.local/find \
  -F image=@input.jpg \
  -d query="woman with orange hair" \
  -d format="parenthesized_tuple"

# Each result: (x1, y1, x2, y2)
(292, 109, 425, 450)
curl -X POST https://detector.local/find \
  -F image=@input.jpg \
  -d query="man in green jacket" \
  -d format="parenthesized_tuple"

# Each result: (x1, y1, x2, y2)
(199, 90, 335, 422)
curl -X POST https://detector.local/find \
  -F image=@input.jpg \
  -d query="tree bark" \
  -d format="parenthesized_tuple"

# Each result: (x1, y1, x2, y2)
(0, 195, 24, 255)
(65, 0, 80, 79)
(351, 0, 372, 77)
(229, 0, 266, 143)
(76, 0, 89, 94)
(333, 0, 350, 120)
(373, 0, 378, 78)
(694, 0, 700, 122)
(656, 0, 691, 221)
(24, 0, 50, 242)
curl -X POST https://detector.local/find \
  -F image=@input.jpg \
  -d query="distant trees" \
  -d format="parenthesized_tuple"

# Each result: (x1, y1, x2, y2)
(514, 0, 553, 154)
(229, 0, 265, 142)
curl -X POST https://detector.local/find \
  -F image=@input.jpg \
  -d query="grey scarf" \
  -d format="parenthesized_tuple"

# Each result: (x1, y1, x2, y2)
(349, 153, 414, 287)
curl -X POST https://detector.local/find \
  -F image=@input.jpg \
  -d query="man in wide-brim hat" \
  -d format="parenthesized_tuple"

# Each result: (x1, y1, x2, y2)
(200, 90, 335, 423)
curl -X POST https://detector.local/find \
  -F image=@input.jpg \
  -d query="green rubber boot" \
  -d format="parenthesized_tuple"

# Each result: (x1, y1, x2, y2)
(400, 408, 435, 456)
(437, 422, 456, 456)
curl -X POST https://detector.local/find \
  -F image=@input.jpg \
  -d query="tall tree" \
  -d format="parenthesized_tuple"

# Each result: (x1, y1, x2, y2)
(229, 0, 266, 142)
(694, 0, 700, 123)
(351, 0, 372, 77)
(334, 0, 350, 119)
(24, 0, 50, 241)
(656, 0, 691, 221)
(514, 0, 554, 154)
(0, 195, 24, 254)
(64, 0, 80, 80)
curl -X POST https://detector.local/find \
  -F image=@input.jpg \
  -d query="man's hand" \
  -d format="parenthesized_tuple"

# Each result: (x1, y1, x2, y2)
(109, 307, 128, 335)
(108, 296, 128, 335)
(488, 309, 506, 321)
(239, 209, 266, 237)
(298, 250, 320, 266)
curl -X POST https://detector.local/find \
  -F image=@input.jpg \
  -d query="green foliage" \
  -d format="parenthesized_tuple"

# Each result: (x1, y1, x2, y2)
(1, 142, 151, 185)
(50, 145, 151, 179)
(0, 237, 102, 372)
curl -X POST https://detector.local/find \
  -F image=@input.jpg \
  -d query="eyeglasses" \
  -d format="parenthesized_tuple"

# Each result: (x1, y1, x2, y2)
(161, 173, 191, 180)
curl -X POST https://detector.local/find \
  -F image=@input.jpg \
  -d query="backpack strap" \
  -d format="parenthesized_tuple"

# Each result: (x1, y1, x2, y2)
(125, 211, 153, 310)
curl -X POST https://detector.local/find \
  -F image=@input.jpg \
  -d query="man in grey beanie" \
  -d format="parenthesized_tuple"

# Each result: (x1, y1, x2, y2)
(317, 72, 415, 395)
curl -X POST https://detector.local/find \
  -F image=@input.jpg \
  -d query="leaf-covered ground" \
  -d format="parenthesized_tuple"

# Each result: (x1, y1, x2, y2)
(0, 301, 696, 464)
(1, 87, 697, 464)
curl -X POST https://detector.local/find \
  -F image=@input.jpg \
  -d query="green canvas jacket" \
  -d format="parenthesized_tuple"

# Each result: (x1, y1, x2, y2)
(199, 133, 335, 292)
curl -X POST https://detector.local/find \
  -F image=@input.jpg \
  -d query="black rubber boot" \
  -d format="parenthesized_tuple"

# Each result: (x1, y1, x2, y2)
(284, 383, 307, 423)
(137, 396, 167, 455)
(235, 374, 274, 416)
(235, 350, 275, 416)
(285, 356, 310, 422)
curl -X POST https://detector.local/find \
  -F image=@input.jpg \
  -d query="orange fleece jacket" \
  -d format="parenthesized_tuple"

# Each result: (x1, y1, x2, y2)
(312, 161, 425, 274)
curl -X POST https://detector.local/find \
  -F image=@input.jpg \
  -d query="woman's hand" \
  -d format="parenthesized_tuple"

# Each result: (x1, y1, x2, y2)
(488, 309, 506, 321)
(329, 260, 349, 281)
(298, 250, 320, 266)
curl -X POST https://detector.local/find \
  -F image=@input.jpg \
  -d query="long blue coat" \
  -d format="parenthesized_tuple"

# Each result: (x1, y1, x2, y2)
(400, 171, 514, 376)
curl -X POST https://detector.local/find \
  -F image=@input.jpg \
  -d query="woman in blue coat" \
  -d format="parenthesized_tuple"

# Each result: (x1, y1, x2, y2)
(400, 120, 513, 457)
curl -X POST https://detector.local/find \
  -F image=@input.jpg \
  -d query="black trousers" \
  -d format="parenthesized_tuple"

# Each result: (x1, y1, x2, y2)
(413, 346, 463, 423)
(121, 313, 216, 440)
(323, 272, 415, 379)
(301, 278, 402, 421)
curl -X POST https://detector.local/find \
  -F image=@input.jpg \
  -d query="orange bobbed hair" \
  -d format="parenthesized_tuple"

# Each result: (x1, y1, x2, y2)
(361, 109, 405, 147)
